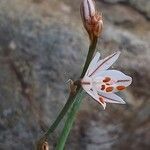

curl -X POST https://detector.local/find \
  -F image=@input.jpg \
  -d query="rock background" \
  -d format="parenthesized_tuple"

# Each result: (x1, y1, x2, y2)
(0, 0, 149, 149)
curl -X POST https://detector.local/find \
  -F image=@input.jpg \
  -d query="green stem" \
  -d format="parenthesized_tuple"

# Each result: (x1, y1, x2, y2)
(36, 91, 79, 150)
(55, 37, 98, 150)
(55, 88, 84, 150)
(37, 36, 98, 150)
(44, 94, 75, 137)
(81, 38, 98, 78)
(45, 37, 97, 137)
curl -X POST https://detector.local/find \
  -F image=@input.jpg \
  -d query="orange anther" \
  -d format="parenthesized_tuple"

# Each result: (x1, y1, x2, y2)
(103, 77, 111, 83)
(99, 97, 104, 104)
(101, 85, 105, 90)
(116, 86, 125, 91)
(106, 86, 113, 92)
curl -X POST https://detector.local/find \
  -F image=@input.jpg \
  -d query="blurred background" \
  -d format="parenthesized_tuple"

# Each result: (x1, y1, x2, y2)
(0, 0, 150, 149)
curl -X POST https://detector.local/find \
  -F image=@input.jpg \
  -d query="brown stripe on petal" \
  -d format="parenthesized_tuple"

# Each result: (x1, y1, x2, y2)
(98, 93, 117, 102)
(87, 0, 91, 17)
(89, 52, 117, 77)
(117, 79, 130, 83)
(81, 81, 90, 85)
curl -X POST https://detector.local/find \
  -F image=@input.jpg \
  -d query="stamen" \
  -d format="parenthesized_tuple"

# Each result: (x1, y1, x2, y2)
(101, 84, 105, 90)
(106, 86, 113, 92)
(103, 77, 111, 83)
(106, 83, 110, 85)
(116, 86, 125, 91)
(99, 97, 104, 104)
(81, 81, 90, 85)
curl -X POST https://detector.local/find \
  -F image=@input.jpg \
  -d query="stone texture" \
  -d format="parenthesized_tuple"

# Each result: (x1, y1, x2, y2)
(102, 0, 126, 3)
(102, 0, 150, 19)
(129, 0, 150, 19)
(0, 0, 87, 149)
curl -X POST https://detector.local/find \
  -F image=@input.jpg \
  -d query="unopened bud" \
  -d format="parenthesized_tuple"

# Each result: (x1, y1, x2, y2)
(82, 0, 95, 20)
(41, 141, 49, 150)
(80, 0, 103, 41)
(36, 137, 49, 150)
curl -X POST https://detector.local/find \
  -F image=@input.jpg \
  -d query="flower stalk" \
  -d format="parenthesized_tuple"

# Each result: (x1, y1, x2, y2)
(80, 37, 98, 78)
(55, 88, 84, 150)
(36, 85, 78, 150)
(55, 36, 98, 149)
(37, 0, 102, 149)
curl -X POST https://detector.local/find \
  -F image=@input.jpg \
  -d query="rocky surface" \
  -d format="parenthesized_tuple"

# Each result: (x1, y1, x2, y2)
(102, 0, 150, 19)
(0, 0, 150, 150)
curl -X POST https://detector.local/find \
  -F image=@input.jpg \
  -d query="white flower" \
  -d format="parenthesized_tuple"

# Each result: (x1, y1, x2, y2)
(81, 51, 132, 109)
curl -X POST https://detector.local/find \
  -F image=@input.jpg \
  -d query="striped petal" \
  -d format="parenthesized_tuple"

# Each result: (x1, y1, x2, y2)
(89, 51, 121, 77)
(97, 70, 132, 91)
(81, 51, 132, 110)
(82, 83, 106, 109)
(83, 0, 96, 20)
(98, 92, 126, 104)
(86, 52, 100, 76)
(92, 70, 132, 93)
(92, 87, 106, 109)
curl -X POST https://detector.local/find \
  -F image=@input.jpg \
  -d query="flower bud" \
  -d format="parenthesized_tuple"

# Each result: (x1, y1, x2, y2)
(80, 0, 103, 41)
(41, 141, 49, 150)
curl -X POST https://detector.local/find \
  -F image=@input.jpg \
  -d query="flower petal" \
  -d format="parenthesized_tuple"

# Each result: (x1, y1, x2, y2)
(82, 84, 106, 109)
(89, 51, 121, 77)
(92, 70, 132, 94)
(92, 87, 106, 109)
(98, 92, 126, 104)
(97, 97, 106, 109)
(86, 52, 100, 76)
(94, 70, 132, 90)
